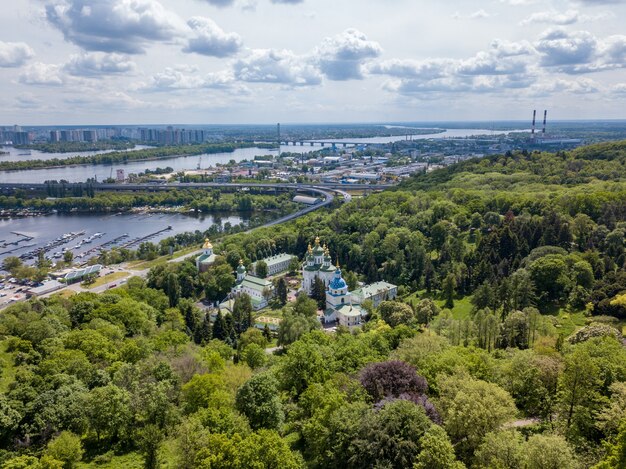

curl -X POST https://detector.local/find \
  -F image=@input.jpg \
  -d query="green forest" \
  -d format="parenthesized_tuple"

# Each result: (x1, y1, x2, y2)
(15, 142, 136, 153)
(0, 189, 299, 215)
(2, 141, 626, 468)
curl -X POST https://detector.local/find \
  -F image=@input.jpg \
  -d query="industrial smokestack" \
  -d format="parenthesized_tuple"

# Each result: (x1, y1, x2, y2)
(531, 110, 536, 135)
(542, 110, 547, 134)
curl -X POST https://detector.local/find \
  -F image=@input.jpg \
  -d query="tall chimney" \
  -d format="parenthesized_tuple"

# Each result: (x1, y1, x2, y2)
(542, 110, 547, 134)
(531, 110, 536, 135)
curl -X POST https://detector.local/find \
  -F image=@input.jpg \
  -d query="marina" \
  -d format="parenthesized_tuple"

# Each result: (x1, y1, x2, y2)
(0, 212, 249, 266)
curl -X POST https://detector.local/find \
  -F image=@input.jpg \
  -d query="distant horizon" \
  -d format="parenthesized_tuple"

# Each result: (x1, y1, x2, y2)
(4, 118, 626, 129)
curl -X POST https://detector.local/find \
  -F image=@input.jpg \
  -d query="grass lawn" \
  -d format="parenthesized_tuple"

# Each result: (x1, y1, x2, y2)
(87, 272, 129, 289)
(78, 452, 144, 469)
(256, 308, 284, 320)
(0, 340, 16, 393)
(126, 258, 168, 270)
(403, 290, 474, 320)
(78, 438, 179, 468)
(553, 310, 587, 337)
(53, 289, 76, 299)
(126, 245, 202, 270)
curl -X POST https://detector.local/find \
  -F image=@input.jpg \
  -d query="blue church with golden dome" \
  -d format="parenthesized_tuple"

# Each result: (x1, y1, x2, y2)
(323, 265, 367, 327)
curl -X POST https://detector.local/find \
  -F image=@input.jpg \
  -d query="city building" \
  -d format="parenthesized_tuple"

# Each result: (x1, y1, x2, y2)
(230, 260, 274, 310)
(27, 280, 65, 297)
(196, 238, 216, 272)
(302, 237, 337, 294)
(58, 264, 103, 284)
(83, 130, 98, 142)
(253, 253, 296, 277)
(351, 281, 398, 308)
(293, 195, 321, 205)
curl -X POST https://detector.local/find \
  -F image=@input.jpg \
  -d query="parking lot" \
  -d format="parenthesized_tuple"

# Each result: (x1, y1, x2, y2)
(0, 279, 30, 308)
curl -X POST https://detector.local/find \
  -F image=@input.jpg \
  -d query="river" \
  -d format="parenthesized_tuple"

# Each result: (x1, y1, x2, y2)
(0, 212, 249, 266)
(309, 128, 513, 144)
(0, 128, 518, 184)
(0, 144, 154, 162)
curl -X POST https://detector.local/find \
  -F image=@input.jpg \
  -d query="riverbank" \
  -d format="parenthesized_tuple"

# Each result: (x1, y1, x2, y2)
(15, 141, 135, 153)
(0, 142, 266, 172)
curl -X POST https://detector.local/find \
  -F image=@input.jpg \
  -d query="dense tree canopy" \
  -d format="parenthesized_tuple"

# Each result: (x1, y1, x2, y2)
(3, 141, 626, 467)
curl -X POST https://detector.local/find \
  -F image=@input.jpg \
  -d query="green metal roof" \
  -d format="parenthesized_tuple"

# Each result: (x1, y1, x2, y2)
(352, 281, 397, 299)
(65, 264, 102, 281)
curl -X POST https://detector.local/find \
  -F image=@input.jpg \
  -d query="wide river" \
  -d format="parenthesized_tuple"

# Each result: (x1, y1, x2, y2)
(0, 212, 249, 265)
(0, 129, 515, 184)
(0, 144, 154, 162)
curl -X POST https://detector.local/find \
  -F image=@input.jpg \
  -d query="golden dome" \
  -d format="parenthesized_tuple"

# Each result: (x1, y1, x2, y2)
(307, 243, 313, 254)
(203, 238, 213, 249)
(314, 236, 320, 245)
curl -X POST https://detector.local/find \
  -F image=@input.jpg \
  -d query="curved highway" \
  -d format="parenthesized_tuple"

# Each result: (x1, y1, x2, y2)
(0, 180, 373, 232)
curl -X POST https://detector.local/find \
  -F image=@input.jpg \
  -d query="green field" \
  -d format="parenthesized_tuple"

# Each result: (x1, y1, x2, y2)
(87, 272, 130, 289)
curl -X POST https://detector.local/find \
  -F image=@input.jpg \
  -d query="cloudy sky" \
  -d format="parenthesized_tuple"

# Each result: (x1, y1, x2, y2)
(1, 0, 625, 125)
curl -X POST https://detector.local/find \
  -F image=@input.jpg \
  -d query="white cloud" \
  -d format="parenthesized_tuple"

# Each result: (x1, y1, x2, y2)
(535, 29, 626, 73)
(19, 62, 65, 86)
(529, 77, 600, 96)
(233, 48, 322, 86)
(490, 39, 534, 57)
(64, 91, 147, 110)
(314, 29, 382, 80)
(520, 9, 614, 26)
(184, 16, 242, 57)
(520, 10, 580, 26)
(469, 9, 491, 19)
(368, 59, 452, 80)
(610, 83, 626, 96)
(200, 0, 236, 6)
(45, 0, 187, 54)
(64, 52, 136, 76)
(0, 41, 35, 68)
(457, 51, 527, 76)
(137, 67, 236, 90)
(535, 28, 597, 66)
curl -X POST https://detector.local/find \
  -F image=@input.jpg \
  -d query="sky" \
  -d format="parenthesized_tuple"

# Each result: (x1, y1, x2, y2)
(1, 0, 625, 125)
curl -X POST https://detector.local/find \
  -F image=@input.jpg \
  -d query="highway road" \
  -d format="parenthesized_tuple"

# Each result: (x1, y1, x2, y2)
(0, 181, 366, 309)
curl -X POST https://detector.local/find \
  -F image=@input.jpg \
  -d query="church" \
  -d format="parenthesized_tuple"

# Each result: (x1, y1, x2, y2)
(196, 238, 216, 272)
(302, 237, 337, 294)
(229, 260, 274, 310)
(323, 265, 366, 327)
(303, 237, 398, 328)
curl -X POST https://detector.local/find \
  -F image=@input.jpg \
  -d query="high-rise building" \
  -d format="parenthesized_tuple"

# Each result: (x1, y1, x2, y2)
(83, 130, 97, 142)
(13, 132, 31, 145)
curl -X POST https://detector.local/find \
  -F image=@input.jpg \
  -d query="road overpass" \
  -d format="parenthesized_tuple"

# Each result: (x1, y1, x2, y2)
(0, 181, 397, 224)
(0, 181, 390, 194)
(0, 181, 372, 219)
